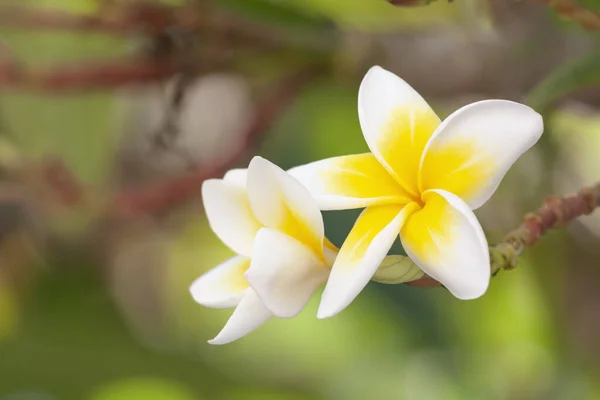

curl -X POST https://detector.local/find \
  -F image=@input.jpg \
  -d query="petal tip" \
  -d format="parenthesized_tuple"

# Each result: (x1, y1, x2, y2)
(207, 337, 226, 345)
(448, 275, 490, 300)
(316, 293, 344, 319)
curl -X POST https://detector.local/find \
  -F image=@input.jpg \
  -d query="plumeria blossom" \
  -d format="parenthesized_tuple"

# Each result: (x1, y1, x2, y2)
(290, 66, 544, 318)
(190, 156, 337, 344)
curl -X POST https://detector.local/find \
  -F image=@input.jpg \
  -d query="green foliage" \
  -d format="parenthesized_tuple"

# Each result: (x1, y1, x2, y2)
(218, 0, 331, 29)
(527, 51, 600, 113)
(0, 276, 18, 342)
(89, 378, 197, 400)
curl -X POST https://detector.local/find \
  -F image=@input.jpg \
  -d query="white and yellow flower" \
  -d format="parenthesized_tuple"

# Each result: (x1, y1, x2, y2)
(190, 157, 336, 344)
(290, 66, 544, 318)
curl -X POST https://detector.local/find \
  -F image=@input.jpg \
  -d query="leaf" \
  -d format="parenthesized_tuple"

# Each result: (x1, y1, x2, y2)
(527, 51, 600, 113)
(89, 378, 198, 400)
(275, 0, 491, 31)
(372, 255, 424, 284)
(218, 0, 331, 29)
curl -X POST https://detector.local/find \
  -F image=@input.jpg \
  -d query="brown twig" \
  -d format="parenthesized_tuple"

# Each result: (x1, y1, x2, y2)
(537, 0, 600, 31)
(112, 65, 322, 218)
(0, 3, 178, 35)
(0, 3, 306, 50)
(0, 57, 180, 91)
(407, 182, 600, 287)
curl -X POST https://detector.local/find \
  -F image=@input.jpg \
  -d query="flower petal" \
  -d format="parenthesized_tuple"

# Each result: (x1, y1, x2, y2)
(247, 156, 325, 259)
(317, 203, 419, 318)
(288, 153, 414, 210)
(223, 168, 247, 187)
(419, 100, 544, 209)
(358, 66, 440, 195)
(190, 255, 250, 308)
(245, 228, 329, 318)
(202, 179, 262, 257)
(208, 289, 272, 345)
(400, 189, 490, 300)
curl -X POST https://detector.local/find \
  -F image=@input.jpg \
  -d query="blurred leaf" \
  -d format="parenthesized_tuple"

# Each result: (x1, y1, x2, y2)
(20, 0, 98, 14)
(89, 377, 198, 400)
(372, 255, 424, 284)
(223, 388, 313, 400)
(219, 0, 332, 28)
(275, 0, 489, 31)
(579, 0, 600, 12)
(0, 274, 18, 342)
(527, 52, 600, 112)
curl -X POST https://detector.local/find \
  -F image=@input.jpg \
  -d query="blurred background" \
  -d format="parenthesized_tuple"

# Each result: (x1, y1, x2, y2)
(1, 0, 600, 398)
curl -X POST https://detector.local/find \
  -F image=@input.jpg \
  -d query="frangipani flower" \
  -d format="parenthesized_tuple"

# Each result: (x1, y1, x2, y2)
(190, 156, 336, 344)
(290, 66, 544, 318)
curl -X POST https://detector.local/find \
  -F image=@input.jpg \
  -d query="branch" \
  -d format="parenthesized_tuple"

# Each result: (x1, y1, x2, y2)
(0, 58, 180, 91)
(406, 181, 600, 287)
(0, 4, 304, 50)
(0, 3, 177, 35)
(112, 65, 322, 218)
(536, 0, 600, 31)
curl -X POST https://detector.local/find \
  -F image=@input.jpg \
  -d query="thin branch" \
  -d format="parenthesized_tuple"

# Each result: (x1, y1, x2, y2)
(536, 0, 600, 31)
(112, 65, 322, 218)
(0, 3, 177, 35)
(407, 181, 600, 287)
(0, 57, 180, 91)
(0, 4, 310, 51)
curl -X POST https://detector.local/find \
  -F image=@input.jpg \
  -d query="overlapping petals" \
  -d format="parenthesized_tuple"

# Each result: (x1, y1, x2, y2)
(292, 65, 543, 317)
(400, 190, 490, 299)
(193, 64, 545, 343)
(191, 157, 336, 344)
(190, 256, 272, 344)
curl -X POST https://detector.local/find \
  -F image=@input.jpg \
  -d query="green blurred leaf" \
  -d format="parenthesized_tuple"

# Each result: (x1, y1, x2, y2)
(274, 0, 490, 31)
(0, 275, 18, 342)
(219, 0, 331, 28)
(89, 378, 198, 400)
(527, 52, 600, 112)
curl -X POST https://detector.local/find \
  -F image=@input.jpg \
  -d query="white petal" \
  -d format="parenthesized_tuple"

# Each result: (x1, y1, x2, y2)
(190, 256, 250, 308)
(288, 153, 414, 210)
(400, 189, 490, 300)
(419, 100, 544, 209)
(202, 179, 262, 257)
(358, 66, 440, 195)
(247, 156, 325, 258)
(223, 168, 247, 187)
(208, 289, 272, 345)
(246, 228, 329, 318)
(317, 203, 420, 319)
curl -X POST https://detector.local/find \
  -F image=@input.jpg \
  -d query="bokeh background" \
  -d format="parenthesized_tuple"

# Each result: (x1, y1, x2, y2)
(1, 0, 600, 398)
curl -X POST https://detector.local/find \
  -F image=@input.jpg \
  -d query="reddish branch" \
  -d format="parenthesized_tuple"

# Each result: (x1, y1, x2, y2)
(0, 58, 180, 91)
(0, 3, 179, 35)
(113, 66, 321, 218)
(537, 0, 600, 31)
(0, 4, 297, 49)
(408, 182, 600, 287)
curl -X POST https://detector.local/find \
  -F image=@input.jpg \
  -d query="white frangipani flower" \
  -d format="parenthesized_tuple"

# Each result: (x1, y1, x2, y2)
(190, 157, 336, 344)
(290, 66, 544, 318)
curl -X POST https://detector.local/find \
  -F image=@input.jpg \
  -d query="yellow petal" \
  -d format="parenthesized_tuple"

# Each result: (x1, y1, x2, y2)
(358, 66, 441, 195)
(247, 157, 325, 260)
(190, 256, 251, 309)
(317, 203, 420, 318)
(400, 190, 490, 300)
(289, 153, 414, 210)
(419, 100, 543, 209)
